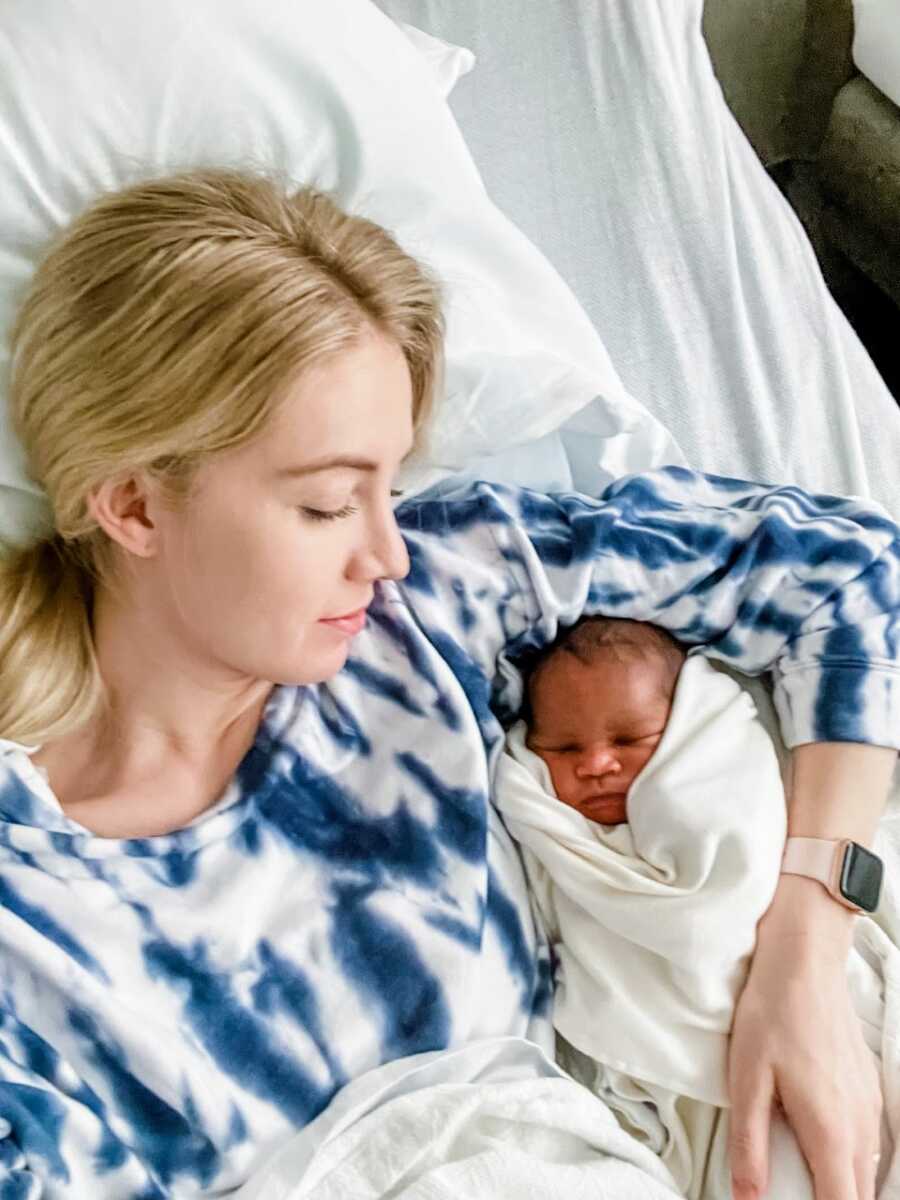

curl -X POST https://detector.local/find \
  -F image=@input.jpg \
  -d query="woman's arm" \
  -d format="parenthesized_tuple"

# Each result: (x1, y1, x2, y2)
(400, 466, 900, 751)
(400, 466, 900, 1200)
(729, 740, 895, 1200)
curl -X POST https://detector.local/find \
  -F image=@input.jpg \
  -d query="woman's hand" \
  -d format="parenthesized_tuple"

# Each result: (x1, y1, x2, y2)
(728, 874, 882, 1200)
(727, 740, 895, 1198)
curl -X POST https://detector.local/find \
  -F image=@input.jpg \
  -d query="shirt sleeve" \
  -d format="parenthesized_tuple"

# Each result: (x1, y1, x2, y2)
(394, 465, 900, 749)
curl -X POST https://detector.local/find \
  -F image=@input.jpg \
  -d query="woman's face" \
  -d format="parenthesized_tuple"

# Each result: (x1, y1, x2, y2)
(118, 331, 414, 687)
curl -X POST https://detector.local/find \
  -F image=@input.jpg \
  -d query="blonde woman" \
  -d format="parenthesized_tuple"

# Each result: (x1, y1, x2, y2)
(0, 168, 893, 1199)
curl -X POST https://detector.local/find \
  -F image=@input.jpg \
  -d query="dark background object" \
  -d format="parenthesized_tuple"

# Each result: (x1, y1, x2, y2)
(702, 0, 900, 400)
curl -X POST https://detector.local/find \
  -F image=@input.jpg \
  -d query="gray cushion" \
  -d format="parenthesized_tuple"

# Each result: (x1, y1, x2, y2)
(818, 75, 900, 253)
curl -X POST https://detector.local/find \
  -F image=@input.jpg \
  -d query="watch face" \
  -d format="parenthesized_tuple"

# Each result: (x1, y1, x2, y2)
(839, 843, 883, 913)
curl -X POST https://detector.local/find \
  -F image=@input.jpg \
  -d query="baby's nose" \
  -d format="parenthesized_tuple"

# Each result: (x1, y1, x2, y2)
(574, 745, 622, 778)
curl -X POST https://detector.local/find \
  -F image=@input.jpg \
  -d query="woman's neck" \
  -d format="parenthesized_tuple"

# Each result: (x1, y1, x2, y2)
(30, 587, 274, 836)
(30, 696, 270, 837)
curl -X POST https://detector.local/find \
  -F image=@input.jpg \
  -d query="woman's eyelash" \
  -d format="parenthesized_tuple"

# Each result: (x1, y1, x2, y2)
(301, 489, 405, 523)
(301, 504, 360, 523)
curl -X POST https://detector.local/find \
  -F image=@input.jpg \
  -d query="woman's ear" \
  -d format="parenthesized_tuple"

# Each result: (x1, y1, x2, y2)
(86, 471, 160, 559)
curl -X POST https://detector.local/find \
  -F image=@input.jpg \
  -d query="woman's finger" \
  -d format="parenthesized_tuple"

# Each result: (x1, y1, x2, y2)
(778, 1075, 859, 1200)
(728, 1061, 774, 1199)
(854, 1144, 879, 1200)
(810, 1152, 859, 1200)
(854, 1059, 883, 1199)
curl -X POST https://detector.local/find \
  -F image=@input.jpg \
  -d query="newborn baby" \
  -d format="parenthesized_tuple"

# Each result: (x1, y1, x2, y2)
(522, 616, 686, 827)
(497, 617, 813, 1198)
(502, 617, 893, 1199)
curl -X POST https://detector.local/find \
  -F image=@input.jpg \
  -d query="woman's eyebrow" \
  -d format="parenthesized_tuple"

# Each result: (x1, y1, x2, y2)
(275, 443, 416, 479)
(275, 455, 377, 478)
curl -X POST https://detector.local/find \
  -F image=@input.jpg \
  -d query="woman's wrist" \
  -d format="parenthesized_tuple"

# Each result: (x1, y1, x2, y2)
(757, 873, 856, 963)
(760, 739, 893, 965)
(786, 741, 896, 847)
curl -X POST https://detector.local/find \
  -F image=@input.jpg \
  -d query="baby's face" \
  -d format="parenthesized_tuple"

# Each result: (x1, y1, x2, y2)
(525, 650, 675, 825)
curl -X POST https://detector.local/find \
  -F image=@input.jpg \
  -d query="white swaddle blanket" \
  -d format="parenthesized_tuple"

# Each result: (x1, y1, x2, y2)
(496, 654, 900, 1199)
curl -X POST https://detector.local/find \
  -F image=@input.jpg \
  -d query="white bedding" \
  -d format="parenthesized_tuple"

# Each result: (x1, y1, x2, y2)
(854, 0, 900, 109)
(226, 957, 900, 1200)
(229, 1038, 685, 1199)
(378, 0, 900, 519)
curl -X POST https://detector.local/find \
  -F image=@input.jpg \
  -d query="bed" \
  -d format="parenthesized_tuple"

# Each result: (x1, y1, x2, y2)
(1, 0, 900, 1196)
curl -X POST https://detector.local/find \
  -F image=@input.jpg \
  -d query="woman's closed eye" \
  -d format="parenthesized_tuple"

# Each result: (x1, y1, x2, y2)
(301, 503, 360, 523)
(301, 488, 405, 523)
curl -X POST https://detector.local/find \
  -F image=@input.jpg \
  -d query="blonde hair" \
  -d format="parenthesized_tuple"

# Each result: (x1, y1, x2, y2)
(1, 167, 445, 747)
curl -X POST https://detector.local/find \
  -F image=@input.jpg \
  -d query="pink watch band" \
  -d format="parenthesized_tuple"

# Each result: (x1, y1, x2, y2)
(781, 836, 841, 881)
(780, 836, 858, 911)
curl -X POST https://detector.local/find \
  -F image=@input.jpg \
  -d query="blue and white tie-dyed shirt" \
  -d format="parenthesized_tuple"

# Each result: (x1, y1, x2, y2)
(1, 466, 900, 1198)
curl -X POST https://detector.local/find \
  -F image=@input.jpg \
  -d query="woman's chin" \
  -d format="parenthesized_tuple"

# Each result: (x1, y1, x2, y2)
(269, 638, 352, 687)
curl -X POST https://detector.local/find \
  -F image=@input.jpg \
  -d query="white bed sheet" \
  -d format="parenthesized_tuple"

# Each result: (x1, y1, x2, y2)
(378, 0, 900, 520)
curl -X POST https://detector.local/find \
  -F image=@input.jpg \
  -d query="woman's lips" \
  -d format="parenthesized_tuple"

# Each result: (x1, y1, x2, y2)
(318, 607, 368, 635)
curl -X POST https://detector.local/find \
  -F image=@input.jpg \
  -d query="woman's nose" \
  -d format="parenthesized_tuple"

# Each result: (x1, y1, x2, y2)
(348, 506, 410, 583)
(574, 746, 622, 779)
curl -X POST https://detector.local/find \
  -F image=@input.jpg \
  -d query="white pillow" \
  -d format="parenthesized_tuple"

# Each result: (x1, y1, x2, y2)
(397, 21, 476, 98)
(0, 0, 681, 546)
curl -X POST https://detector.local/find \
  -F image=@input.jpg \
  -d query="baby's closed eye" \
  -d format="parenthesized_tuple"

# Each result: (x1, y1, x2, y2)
(539, 734, 662, 754)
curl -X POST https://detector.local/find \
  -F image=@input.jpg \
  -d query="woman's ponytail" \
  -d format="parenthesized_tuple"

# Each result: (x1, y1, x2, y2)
(0, 536, 103, 746)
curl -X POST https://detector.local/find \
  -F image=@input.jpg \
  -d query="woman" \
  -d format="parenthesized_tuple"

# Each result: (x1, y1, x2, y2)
(0, 167, 893, 1199)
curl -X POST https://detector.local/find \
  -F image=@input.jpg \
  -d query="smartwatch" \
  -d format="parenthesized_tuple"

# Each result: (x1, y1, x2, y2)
(780, 837, 883, 913)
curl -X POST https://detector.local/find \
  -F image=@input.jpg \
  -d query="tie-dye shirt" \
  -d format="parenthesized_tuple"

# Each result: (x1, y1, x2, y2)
(1, 466, 900, 1198)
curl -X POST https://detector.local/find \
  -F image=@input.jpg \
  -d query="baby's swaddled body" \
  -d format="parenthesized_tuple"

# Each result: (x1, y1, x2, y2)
(497, 618, 790, 1198)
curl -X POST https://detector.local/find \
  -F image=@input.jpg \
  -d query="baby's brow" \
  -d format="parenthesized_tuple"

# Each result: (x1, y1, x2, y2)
(531, 721, 665, 738)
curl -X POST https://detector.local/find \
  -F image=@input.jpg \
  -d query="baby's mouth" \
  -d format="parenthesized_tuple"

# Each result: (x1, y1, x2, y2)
(577, 793, 629, 822)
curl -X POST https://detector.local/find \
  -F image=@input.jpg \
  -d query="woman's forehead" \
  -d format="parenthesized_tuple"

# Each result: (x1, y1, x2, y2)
(249, 336, 415, 474)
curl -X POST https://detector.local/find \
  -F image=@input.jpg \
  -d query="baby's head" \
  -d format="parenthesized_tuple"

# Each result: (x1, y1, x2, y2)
(523, 617, 686, 825)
